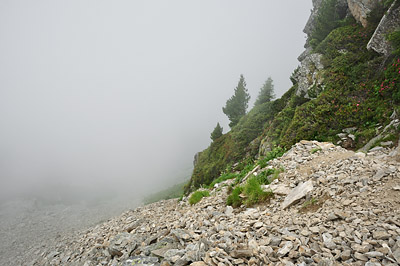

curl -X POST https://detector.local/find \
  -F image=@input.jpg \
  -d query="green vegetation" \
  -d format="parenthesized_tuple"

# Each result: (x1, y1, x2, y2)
(210, 122, 223, 141)
(184, 133, 235, 192)
(226, 186, 243, 208)
(258, 147, 286, 168)
(255, 77, 275, 106)
(388, 30, 400, 56)
(257, 168, 283, 185)
(311, 147, 322, 154)
(188, 190, 210, 205)
(185, 1, 400, 194)
(226, 176, 274, 208)
(302, 197, 318, 208)
(223, 74, 251, 128)
(207, 172, 237, 189)
(310, 0, 348, 48)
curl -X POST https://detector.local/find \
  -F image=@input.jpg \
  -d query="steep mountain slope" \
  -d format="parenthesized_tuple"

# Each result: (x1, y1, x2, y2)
(35, 141, 400, 265)
(186, 0, 400, 193)
(31, 1, 400, 265)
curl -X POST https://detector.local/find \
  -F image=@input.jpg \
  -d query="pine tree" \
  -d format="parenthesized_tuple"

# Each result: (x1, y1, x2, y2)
(255, 77, 275, 106)
(210, 122, 223, 141)
(222, 75, 251, 128)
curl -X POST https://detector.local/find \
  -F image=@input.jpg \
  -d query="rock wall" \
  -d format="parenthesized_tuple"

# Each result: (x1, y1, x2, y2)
(294, 50, 325, 98)
(303, 0, 324, 38)
(347, 0, 381, 27)
(367, 1, 400, 54)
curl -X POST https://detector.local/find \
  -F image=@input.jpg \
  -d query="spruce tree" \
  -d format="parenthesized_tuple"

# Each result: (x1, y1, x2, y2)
(222, 75, 251, 128)
(210, 122, 223, 141)
(255, 77, 275, 106)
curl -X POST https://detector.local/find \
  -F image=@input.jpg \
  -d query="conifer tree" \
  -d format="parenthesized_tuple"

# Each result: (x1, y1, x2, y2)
(210, 122, 223, 141)
(222, 75, 251, 128)
(255, 77, 275, 106)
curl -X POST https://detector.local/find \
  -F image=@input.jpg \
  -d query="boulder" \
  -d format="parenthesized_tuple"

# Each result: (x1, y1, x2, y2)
(367, 2, 400, 54)
(347, 0, 380, 27)
(281, 180, 314, 209)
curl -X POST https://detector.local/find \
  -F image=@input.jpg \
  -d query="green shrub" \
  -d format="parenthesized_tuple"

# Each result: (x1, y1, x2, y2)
(256, 169, 275, 184)
(227, 176, 274, 208)
(256, 167, 283, 184)
(310, 0, 348, 48)
(188, 190, 210, 205)
(243, 176, 273, 207)
(226, 186, 243, 208)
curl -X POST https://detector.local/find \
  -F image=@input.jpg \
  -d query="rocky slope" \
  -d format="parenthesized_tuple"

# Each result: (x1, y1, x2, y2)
(35, 140, 400, 265)
(0, 197, 141, 266)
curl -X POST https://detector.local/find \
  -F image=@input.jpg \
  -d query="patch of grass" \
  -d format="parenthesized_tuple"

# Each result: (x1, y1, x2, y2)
(310, 147, 322, 154)
(232, 162, 256, 185)
(257, 167, 284, 185)
(188, 190, 210, 205)
(227, 176, 274, 208)
(226, 186, 243, 208)
(207, 172, 238, 189)
(178, 195, 184, 202)
(243, 176, 274, 207)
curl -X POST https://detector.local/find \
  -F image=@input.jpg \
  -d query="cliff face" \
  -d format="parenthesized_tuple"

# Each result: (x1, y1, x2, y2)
(296, 0, 400, 99)
(367, 1, 400, 54)
(187, 0, 400, 193)
(347, 0, 381, 27)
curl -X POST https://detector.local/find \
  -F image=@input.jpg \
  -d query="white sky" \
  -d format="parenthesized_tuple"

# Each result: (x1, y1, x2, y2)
(0, 0, 312, 200)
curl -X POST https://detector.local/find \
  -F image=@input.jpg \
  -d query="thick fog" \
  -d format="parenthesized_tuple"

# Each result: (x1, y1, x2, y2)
(0, 1, 312, 203)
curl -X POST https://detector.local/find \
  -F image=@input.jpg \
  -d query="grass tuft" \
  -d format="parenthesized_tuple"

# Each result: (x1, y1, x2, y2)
(188, 190, 210, 205)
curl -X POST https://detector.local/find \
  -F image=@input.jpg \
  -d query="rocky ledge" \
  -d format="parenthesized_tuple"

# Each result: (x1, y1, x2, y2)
(35, 141, 400, 266)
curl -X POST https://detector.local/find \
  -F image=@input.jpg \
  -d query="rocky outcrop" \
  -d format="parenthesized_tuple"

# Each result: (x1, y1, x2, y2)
(347, 0, 381, 27)
(35, 140, 400, 265)
(294, 50, 325, 98)
(367, 1, 400, 54)
(304, 0, 349, 38)
(303, 0, 324, 38)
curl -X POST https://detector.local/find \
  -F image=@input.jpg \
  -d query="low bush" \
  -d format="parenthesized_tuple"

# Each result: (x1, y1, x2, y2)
(188, 190, 210, 205)
(243, 176, 273, 207)
(226, 176, 274, 208)
(226, 186, 243, 208)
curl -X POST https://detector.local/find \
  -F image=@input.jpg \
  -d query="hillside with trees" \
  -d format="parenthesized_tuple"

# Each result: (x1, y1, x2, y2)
(185, 0, 400, 193)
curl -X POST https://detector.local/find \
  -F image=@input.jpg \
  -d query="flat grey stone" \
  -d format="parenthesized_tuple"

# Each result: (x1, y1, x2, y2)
(281, 180, 313, 209)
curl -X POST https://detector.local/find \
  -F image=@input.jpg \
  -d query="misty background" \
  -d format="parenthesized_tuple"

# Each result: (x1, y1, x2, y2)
(0, 1, 312, 204)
